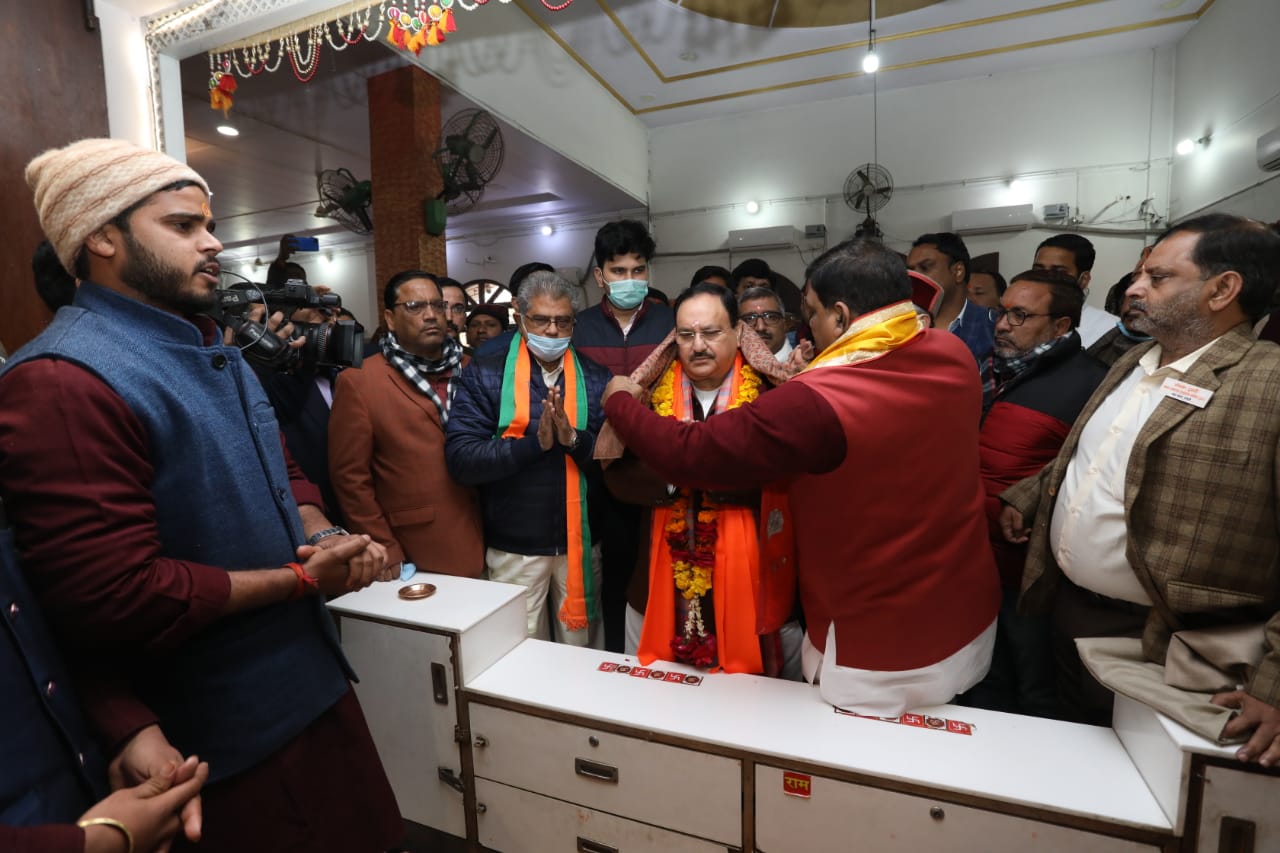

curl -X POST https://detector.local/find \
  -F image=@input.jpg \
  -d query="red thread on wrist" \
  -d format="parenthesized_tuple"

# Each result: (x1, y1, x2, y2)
(287, 562, 318, 599)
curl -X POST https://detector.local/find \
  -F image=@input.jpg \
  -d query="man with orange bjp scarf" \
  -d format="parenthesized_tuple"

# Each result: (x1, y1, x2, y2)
(599, 282, 802, 678)
(603, 238, 1000, 715)
(446, 270, 613, 647)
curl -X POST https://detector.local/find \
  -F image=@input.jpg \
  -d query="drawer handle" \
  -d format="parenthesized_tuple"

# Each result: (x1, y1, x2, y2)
(1219, 816, 1256, 853)
(929, 806, 945, 821)
(473, 735, 488, 748)
(574, 757, 619, 784)
(576, 837, 618, 853)
(430, 662, 449, 705)
(437, 766, 465, 795)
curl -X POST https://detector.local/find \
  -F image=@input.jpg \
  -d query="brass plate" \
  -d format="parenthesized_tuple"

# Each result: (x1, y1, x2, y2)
(398, 582, 437, 600)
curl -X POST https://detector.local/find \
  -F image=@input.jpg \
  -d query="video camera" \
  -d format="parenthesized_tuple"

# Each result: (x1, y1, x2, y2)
(215, 278, 364, 371)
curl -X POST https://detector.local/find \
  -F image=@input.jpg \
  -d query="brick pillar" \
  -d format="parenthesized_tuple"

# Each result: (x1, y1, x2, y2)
(367, 66, 445, 298)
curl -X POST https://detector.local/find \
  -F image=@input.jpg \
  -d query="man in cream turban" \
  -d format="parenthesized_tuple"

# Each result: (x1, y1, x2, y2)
(0, 139, 402, 851)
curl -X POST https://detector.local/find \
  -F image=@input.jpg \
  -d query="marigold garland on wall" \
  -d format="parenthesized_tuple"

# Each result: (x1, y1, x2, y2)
(205, 0, 574, 114)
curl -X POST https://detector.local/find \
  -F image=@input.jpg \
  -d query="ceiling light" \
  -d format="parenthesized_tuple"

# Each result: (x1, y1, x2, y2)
(1176, 138, 1195, 156)
(862, 49, 880, 74)
(862, 1, 879, 74)
(540, 224, 554, 237)
(216, 125, 239, 137)
(745, 200, 760, 214)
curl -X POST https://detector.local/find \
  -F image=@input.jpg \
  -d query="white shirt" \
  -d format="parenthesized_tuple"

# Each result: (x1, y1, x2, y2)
(801, 620, 997, 717)
(774, 337, 794, 364)
(1050, 336, 1223, 603)
(1077, 303, 1120, 348)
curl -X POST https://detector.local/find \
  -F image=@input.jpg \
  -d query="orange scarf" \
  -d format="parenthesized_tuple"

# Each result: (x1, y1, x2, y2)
(497, 335, 594, 630)
(637, 356, 763, 673)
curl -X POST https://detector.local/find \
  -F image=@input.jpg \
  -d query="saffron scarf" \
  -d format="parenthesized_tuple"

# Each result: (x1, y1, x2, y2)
(637, 353, 764, 674)
(495, 334, 596, 630)
(803, 300, 924, 372)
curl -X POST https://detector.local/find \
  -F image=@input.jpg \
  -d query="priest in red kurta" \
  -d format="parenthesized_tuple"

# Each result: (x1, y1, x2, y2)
(603, 238, 1001, 716)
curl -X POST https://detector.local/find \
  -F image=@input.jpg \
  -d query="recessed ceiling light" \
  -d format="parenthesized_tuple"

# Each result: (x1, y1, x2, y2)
(540, 224, 554, 237)
(1175, 138, 1195, 156)
(745, 200, 760, 214)
(216, 125, 239, 137)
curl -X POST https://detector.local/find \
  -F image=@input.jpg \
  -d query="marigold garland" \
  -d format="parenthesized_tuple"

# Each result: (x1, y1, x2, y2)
(653, 358, 761, 666)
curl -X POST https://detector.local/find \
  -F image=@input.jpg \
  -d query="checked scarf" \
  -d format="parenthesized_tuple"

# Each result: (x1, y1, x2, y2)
(381, 331, 463, 426)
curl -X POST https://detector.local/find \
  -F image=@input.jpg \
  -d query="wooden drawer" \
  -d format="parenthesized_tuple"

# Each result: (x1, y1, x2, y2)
(476, 779, 733, 853)
(755, 765, 1161, 853)
(469, 703, 741, 845)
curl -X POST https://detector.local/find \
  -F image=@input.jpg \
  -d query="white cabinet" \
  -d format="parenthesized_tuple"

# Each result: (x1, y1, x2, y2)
(1194, 763, 1280, 852)
(469, 703, 741, 847)
(475, 779, 732, 853)
(329, 574, 526, 839)
(754, 765, 1161, 853)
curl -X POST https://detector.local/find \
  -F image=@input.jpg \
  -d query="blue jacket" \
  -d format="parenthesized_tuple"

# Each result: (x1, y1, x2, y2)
(0, 283, 352, 784)
(949, 299, 997, 367)
(0, 523, 105, 827)
(445, 331, 611, 556)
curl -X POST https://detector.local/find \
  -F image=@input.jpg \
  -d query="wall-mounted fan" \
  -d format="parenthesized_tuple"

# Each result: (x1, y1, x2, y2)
(315, 168, 373, 234)
(434, 109, 505, 216)
(843, 163, 893, 240)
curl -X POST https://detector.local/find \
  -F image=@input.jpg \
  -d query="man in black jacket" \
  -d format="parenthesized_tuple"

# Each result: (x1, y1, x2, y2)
(446, 271, 612, 647)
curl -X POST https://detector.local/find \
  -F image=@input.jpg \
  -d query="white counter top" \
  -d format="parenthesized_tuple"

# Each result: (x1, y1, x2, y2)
(466, 640, 1173, 833)
(329, 572, 525, 633)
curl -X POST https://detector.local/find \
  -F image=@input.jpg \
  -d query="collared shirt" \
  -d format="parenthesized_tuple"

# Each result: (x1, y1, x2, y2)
(1050, 336, 1223, 603)
(774, 337, 794, 364)
(1077, 303, 1120, 348)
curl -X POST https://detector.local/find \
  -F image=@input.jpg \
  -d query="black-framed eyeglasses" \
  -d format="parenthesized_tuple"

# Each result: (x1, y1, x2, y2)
(990, 306, 1055, 327)
(523, 314, 576, 332)
(394, 300, 447, 316)
(741, 311, 785, 326)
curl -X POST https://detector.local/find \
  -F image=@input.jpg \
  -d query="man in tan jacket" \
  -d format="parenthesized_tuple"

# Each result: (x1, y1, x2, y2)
(1001, 214, 1280, 767)
(330, 270, 484, 579)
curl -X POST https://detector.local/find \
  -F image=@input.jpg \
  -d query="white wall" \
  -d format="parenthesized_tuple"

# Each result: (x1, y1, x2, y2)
(648, 48, 1176, 303)
(1169, 0, 1280, 220)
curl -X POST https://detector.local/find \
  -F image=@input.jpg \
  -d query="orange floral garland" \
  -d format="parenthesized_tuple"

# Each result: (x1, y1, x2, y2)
(652, 357, 761, 664)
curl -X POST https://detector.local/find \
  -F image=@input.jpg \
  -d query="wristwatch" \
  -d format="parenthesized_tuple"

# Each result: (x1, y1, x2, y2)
(306, 525, 348, 546)
(565, 430, 580, 451)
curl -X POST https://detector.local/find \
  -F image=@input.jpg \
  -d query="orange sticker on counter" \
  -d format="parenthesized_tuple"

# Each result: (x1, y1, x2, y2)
(782, 771, 812, 798)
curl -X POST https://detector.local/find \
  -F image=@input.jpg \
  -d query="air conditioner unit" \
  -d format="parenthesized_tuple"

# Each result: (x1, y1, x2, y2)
(727, 225, 803, 250)
(1257, 126, 1280, 172)
(951, 203, 1035, 234)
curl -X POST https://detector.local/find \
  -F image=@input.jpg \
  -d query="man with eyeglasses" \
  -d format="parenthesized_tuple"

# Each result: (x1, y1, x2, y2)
(738, 286, 792, 362)
(603, 282, 800, 677)
(447, 270, 612, 648)
(330, 270, 485, 582)
(963, 269, 1105, 718)
(605, 238, 1000, 716)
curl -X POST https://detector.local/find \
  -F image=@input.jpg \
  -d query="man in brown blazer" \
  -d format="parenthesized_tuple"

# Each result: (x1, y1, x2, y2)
(329, 270, 484, 579)
(1001, 214, 1280, 767)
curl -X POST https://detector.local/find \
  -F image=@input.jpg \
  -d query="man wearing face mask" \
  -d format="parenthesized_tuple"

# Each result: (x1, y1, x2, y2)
(572, 220, 675, 651)
(447, 271, 612, 647)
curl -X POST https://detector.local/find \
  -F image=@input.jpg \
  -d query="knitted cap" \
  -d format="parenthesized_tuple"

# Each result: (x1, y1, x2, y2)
(25, 138, 209, 275)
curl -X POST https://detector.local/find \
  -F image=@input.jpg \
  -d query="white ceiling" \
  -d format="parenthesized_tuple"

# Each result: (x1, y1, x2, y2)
(170, 0, 1208, 264)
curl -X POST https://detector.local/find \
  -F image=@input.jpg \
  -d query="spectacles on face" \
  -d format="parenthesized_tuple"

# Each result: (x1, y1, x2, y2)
(446, 303, 468, 317)
(675, 328, 728, 346)
(989, 306, 1055, 327)
(395, 300, 447, 316)
(741, 311, 784, 326)
(523, 314, 576, 333)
